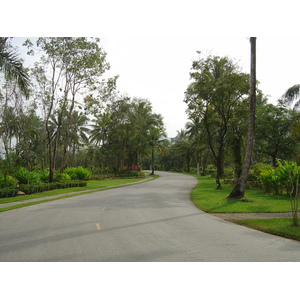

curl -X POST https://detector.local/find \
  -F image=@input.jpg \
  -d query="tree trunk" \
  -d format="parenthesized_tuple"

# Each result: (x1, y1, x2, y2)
(215, 153, 224, 189)
(227, 37, 257, 199)
(151, 147, 155, 175)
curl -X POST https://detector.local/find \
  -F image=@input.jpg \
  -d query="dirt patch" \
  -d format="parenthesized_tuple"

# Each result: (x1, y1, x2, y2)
(211, 212, 293, 221)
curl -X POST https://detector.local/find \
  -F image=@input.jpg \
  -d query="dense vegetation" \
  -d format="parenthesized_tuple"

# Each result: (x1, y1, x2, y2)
(1, 37, 300, 225)
(0, 37, 166, 192)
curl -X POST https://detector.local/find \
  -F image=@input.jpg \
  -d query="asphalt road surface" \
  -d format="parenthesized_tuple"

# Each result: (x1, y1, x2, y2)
(1, 171, 300, 261)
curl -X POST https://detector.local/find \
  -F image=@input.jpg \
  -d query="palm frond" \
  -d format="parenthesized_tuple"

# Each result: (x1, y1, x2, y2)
(283, 84, 300, 105)
(0, 50, 30, 98)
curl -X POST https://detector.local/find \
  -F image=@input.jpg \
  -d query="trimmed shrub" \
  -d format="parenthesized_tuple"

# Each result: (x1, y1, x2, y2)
(0, 187, 18, 198)
(17, 181, 87, 196)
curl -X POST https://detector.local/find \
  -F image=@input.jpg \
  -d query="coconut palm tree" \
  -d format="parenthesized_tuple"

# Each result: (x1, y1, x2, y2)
(0, 38, 30, 98)
(283, 84, 300, 108)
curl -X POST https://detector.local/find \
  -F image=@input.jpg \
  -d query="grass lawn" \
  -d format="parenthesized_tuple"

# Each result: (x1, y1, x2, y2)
(191, 176, 293, 213)
(0, 175, 158, 211)
(190, 175, 300, 241)
(236, 218, 300, 241)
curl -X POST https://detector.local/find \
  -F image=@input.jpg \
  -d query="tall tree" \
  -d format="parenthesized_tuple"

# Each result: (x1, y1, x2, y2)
(228, 37, 257, 199)
(26, 37, 109, 181)
(185, 54, 249, 188)
(255, 103, 297, 166)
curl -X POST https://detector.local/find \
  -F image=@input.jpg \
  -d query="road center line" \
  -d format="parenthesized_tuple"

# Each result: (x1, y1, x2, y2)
(96, 223, 101, 231)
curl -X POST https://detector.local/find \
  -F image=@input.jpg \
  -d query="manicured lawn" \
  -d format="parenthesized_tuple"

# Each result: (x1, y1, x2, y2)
(236, 219, 300, 241)
(191, 176, 293, 213)
(190, 175, 300, 241)
(0, 177, 155, 205)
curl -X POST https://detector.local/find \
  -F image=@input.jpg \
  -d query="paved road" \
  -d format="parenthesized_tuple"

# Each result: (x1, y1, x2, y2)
(1, 171, 300, 261)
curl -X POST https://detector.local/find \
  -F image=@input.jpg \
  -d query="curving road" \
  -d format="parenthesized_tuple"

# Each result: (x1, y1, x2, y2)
(1, 171, 300, 261)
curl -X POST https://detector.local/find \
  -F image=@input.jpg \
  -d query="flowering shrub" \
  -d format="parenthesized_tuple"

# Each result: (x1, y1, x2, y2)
(121, 165, 141, 172)
(120, 165, 142, 178)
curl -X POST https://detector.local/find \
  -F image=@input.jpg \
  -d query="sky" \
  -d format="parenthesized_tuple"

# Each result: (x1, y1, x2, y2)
(11, 37, 300, 138)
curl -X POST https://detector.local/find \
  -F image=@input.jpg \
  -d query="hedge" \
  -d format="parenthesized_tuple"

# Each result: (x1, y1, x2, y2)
(0, 181, 87, 198)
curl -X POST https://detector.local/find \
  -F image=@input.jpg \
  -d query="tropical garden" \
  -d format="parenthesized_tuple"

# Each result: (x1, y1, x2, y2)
(0, 37, 167, 198)
(1, 37, 300, 237)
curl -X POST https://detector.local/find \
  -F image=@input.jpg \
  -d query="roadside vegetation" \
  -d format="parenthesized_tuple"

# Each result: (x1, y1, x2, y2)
(0, 172, 157, 212)
(190, 166, 300, 241)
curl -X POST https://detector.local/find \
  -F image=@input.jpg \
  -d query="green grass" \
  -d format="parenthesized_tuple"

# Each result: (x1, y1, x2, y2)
(0, 176, 158, 210)
(190, 175, 300, 241)
(236, 219, 300, 241)
(191, 176, 293, 213)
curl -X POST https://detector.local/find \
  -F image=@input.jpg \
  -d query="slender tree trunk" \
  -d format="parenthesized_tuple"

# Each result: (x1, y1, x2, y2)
(151, 147, 155, 175)
(227, 37, 257, 199)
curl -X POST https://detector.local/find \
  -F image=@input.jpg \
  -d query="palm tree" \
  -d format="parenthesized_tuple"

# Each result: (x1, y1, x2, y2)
(148, 127, 168, 175)
(283, 84, 300, 108)
(0, 38, 30, 97)
(228, 37, 257, 199)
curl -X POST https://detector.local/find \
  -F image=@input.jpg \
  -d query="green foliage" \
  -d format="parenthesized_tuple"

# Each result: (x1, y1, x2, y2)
(39, 169, 50, 183)
(0, 187, 18, 198)
(224, 165, 235, 179)
(53, 172, 71, 182)
(17, 181, 87, 196)
(0, 174, 18, 188)
(257, 161, 300, 196)
(64, 166, 91, 180)
(248, 162, 273, 182)
(14, 167, 40, 185)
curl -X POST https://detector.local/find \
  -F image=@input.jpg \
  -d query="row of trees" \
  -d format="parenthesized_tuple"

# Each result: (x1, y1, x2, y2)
(152, 39, 300, 200)
(0, 37, 167, 182)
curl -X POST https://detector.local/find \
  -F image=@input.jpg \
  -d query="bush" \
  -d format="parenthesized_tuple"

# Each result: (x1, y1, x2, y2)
(0, 187, 18, 198)
(248, 162, 273, 182)
(39, 169, 50, 183)
(120, 165, 143, 178)
(14, 167, 40, 185)
(17, 181, 87, 196)
(64, 167, 91, 181)
(0, 174, 18, 188)
(257, 161, 300, 195)
(54, 172, 71, 182)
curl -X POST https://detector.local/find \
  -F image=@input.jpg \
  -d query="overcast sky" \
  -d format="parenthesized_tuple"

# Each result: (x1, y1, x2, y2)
(100, 37, 300, 137)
